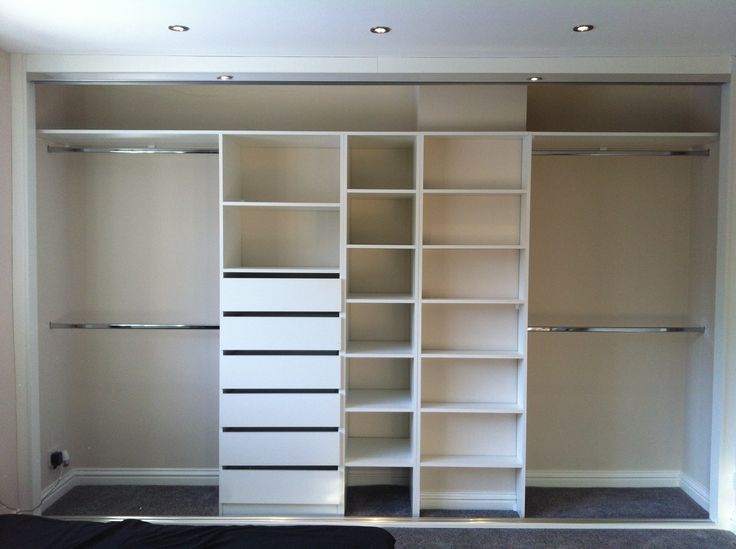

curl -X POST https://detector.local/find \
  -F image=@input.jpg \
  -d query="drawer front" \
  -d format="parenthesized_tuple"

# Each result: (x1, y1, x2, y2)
(220, 356, 340, 389)
(220, 469, 340, 505)
(221, 278, 341, 312)
(221, 316, 341, 350)
(221, 393, 340, 427)
(220, 432, 339, 466)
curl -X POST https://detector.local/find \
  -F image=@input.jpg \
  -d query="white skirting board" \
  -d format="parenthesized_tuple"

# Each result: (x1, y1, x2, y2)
(40, 467, 710, 514)
(420, 491, 518, 511)
(40, 468, 218, 513)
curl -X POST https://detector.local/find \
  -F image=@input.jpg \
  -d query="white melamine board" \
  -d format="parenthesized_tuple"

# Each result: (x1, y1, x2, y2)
(349, 147, 415, 190)
(423, 249, 520, 299)
(347, 189, 416, 197)
(224, 267, 340, 274)
(421, 350, 523, 359)
(346, 341, 414, 357)
(421, 414, 519, 459)
(221, 316, 340, 351)
(422, 304, 519, 352)
(222, 202, 339, 210)
(348, 303, 413, 343)
(220, 356, 340, 389)
(220, 432, 339, 466)
(347, 293, 414, 303)
(421, 359, 519, 405)
(348, 197, 415, 245)
(421, 455, 523, 468)
(37, 129, 219, 148)
(424, 136, 523, 189)
(223, 139, 340, 203)
(421, 402, 523, 414)
(221, 393, 339, 427)
(420, 468, 518, 506)
(346, 390, 412, 412)
(221, 278, 341, 312)
(223, 207, 339, 269)
(532, 132, 719, 151)
(423, 194, 521, 246)
(348, 412, 411, 438)
(347, 358, 412, 390)
(220, 470, 340, 505)
(348, 248, 414, 295)
(346, 437, 412, 467)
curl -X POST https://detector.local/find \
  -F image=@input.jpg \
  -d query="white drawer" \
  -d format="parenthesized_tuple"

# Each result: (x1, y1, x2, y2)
(220, 469, 340, 505)
(221, 316, 341, 350)
(221, 278, 341, 312)
(221, 393, 340, 427)
(220, 356, 340, 389)
(220, 432, 339, 466)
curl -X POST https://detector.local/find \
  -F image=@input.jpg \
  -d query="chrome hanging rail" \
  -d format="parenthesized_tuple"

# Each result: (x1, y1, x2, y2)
(532, 149, 709, 157)
(528, 326, 705, 333)
(47, 145, 219, 155)
(49, 322, 219, 330)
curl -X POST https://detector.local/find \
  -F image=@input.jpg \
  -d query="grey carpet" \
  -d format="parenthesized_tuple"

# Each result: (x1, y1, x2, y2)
(387, 528, 736, 549)
(45, 485, 707, 520)
(43, 486, 219, 517)
(525, 487, 709, 519)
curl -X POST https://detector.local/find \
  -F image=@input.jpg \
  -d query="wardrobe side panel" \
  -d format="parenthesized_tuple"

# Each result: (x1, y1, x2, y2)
(683, 145, 719, 495)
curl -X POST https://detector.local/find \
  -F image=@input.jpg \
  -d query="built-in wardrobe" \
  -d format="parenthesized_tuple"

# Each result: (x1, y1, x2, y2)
(33, 83, 721, 520)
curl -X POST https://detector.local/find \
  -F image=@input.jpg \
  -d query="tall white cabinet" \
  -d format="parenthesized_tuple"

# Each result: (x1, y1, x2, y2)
(218, 132, 530, 516)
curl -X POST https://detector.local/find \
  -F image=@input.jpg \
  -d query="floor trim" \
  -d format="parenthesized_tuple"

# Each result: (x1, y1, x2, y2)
(680, 473, 710, 510)
(526, 469, 682, 488)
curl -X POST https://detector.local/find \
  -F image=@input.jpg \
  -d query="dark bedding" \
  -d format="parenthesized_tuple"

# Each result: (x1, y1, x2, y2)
(0, 514, 395, 549)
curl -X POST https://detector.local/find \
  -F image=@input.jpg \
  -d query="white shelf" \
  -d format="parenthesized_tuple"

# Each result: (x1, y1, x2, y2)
(223, 266, 340, 274)
(420, 455, 522, 468)
(348, 244, 416, 250)
(421, 350, 523, 360)
(348, 189, 416, 198)
(347, 293, 415, 303)
(423, 245, 525, 250)
(421, 402, 523, 414)
(38, 129, 219, 148)
(346, 341, 414, 357)
(346, 390, 413, 412)
(421, 298, 524, 305)
(423, 189, 526, 195)
(223, 201, 339, 210)
(346, 437, 413, 467)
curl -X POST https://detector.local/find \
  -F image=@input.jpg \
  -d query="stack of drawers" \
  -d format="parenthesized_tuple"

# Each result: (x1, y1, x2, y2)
(219, 274, 343, 515)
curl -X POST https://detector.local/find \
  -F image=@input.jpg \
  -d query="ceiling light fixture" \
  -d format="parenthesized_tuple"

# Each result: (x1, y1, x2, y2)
(573, 24, 594, 32)
(168, 24, 190, 32)
(370, 26, 391, 34)
(217, 75, 234, 81)
(528, 76, 543, 82)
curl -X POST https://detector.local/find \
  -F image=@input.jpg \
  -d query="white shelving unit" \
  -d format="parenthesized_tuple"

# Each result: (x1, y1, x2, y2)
(419, 134, 530, 516)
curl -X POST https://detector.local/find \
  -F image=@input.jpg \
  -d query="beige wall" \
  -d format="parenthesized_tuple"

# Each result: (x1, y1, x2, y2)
(0, 50, 18, 511)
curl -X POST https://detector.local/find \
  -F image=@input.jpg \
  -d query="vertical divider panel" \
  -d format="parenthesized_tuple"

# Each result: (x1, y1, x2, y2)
(413, 134, 424, 517)
(218, 133, 226, 516)
(516, 133, 532, 517)
(339, 134, 349, 516)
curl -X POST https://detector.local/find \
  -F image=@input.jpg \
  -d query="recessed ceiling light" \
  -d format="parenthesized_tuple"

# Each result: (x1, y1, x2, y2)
(168, 24, 190, 32)
(528, 76, 543, 82)
(217, 75, 234, 81)
(370, 26, 391, 34)
(573, 24, 594, 32)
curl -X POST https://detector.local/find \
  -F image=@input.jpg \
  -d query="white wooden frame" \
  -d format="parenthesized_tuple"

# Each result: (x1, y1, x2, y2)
(10, 54, 736, 529)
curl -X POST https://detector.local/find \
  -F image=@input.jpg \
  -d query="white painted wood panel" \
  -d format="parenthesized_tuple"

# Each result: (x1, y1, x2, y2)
(221, 393, 340, 427)
(221, 278, 341, 312)
(220, 470, 340, 505)
(220, 432, 339, 465)
(221, 356, 340, 389)
(220, 316, 340, 350)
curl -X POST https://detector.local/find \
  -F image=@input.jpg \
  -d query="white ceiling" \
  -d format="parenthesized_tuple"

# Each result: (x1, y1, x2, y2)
(0, 0, 735, 58)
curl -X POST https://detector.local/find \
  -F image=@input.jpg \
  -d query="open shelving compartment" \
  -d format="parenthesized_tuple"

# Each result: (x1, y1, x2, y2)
(221, 134, 341, 271)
